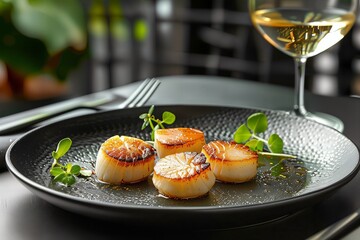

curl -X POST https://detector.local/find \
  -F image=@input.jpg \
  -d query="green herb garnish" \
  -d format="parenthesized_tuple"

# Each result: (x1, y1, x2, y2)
(139, 105, 176, 140)
(233, 112, 296, 159)
(50, 138, 92, 186)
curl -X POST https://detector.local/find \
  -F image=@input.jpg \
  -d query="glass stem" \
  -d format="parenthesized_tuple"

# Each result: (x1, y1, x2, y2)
(294, 57, 308, 116)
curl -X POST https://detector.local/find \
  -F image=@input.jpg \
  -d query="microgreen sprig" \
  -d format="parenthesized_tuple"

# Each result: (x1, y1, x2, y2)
(233, 112, 296, 159)
(50, 138, 92, 186)
(139, 105, 176, 140)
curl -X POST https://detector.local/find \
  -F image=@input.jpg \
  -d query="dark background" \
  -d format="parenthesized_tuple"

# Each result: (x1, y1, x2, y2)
(77, 0, 360, 96)
(1, 0, 360, 116)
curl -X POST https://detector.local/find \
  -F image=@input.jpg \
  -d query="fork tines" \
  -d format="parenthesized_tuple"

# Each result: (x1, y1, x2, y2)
(119, 78, 161, 109)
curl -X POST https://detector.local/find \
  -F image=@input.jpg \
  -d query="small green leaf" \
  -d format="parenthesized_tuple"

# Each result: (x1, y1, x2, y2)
(139, 113, 148, 119)
(268, 134, 284, 153)
(66, 162, 73, 173)
(162, 111, 176, 125)
(53, 138, 72, 160)
(54, 172, 66, 182)
(140, 106, 176, 142)
(49, 137, 94, 187)
(245, 139, 264, 152)
(232, 112, 294, 159)
(61, 174, 76, 186)
(70, 165, 81, 175)
(233, 124, 252, 143)
(50, 167, 65, 177)
(141, 119, 149, 130)
(51, 151, 57, 161)
(148, 105, 155, 115)
(79, 169, 92, 177)
(247, 113, 268, 134)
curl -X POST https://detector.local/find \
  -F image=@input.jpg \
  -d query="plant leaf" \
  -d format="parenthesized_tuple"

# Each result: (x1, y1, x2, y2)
(233, 124, 252, 143)
(51, 151, 57, 160)
(162, 111, 176, 125)
(0, 1, 11, 13)
(141, 119, 149, 130)
(53, 172, 66, 182)
(12, 0, 86, 54)
(139, 113, 148, 119)
(61, 174, 76, 186)
(66, 162, 73, 172)
(0, 15, 48, 75)
(245, 139, 264, 152)
(148, 105, 155, 115)
(247, 113, 268, 134)
(268, 134, 284, 153)
(51, 47, 88, 81)
(52, 138, 72, 160)
(70, 165, 81, 175)
(50, 167, 65, 177)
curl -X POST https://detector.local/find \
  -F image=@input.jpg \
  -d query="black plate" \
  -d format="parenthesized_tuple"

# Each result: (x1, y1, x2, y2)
(5, 105, 360, 229)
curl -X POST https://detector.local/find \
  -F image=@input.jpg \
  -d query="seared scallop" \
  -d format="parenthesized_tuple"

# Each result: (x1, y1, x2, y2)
(202, 141, 258, 183)
(95, 135, 155, 184)
(154, 128, 206, 158)
(152, 152, 215, 199)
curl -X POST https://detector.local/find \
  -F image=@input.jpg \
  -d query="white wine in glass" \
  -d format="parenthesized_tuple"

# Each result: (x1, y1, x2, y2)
(249, 0, 358, 132)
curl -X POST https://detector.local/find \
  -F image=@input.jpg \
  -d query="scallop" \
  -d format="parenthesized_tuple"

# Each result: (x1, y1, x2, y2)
(95, 135, 155, 184)
(154, 128, 206, 158)
(202, 141, 258, 183)
(152, 152, 215, 199)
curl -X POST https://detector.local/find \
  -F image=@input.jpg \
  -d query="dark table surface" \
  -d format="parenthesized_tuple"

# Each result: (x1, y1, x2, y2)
(1, 75, 360, 240)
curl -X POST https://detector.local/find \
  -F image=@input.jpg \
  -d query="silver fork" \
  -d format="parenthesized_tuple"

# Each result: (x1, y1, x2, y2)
(117, 78, 161, 109)
(0, 78, 161, 135)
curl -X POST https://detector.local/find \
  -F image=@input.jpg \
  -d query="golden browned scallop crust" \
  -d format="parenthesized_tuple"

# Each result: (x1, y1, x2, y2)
(154, 128, 206, 158)
(152, 152, 215, 199)
(95, 135, 155, 184)
(202, 141, 258, 183)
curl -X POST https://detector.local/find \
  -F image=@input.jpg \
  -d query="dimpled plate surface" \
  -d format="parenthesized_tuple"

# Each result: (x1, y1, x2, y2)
(6, 105, 360, 228)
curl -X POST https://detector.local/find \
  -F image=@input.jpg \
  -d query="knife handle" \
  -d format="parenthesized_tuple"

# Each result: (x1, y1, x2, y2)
(0, 106, 98, 135)
(307, 210, 360, 240)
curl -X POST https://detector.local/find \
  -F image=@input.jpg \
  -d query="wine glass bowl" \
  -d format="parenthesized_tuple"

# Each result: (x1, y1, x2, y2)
(249, 0, 358, 132)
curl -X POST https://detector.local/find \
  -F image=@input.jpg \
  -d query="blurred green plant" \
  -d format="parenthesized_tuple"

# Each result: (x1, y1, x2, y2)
(0, 0, 87, 95)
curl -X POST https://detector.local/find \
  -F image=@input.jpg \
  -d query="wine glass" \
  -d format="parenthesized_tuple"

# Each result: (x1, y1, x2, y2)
(248, 0, 358, 132)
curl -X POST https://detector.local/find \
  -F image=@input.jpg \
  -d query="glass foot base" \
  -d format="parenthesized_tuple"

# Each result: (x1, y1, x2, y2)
(304, 112, 344, 132)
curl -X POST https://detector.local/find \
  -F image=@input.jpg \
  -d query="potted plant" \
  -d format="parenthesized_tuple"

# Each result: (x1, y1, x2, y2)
(0, 0, 87, 99)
